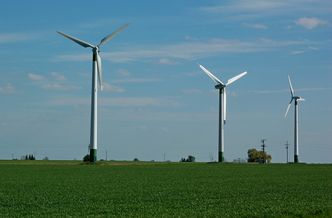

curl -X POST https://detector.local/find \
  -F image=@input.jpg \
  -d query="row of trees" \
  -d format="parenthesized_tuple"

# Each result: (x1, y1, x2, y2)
(18, 154, 49, 160)
(21, 154, 36, 160)
(81, 149, 271, 163)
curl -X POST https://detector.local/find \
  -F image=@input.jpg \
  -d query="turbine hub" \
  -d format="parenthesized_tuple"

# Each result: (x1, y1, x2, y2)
(93, 46, 99, 53)
(215, 84, 225, 89)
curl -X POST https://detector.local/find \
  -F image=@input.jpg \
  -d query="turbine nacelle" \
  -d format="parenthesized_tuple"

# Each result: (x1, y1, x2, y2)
(295, 96, 305, 101)
(215, 84, 225, 89)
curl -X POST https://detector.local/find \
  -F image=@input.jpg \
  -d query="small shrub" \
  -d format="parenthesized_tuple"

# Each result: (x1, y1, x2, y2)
(83, 154, 90, 162)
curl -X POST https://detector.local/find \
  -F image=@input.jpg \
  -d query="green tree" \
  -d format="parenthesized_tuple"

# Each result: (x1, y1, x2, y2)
(247, 148, 272, 163)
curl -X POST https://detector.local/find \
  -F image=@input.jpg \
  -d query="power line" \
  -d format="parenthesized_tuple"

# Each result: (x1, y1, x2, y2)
(261, 139, 267, 164)
(285, 141, 289, 163)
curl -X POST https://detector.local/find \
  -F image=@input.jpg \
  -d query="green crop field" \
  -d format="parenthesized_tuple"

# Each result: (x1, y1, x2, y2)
(0, 161, 331, 217)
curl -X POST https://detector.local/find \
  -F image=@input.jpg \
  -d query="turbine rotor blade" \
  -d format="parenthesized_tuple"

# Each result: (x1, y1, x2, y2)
(288, 75, 294, 97)
(98, 23, 129, 47)
(226, 71, 247, 86)
(96, 53, 103, 91)
(57, 31, 95, 48)
(284, 101, 292, 118)
(198, 64, 223, 85)
(223, 88, 227, 124)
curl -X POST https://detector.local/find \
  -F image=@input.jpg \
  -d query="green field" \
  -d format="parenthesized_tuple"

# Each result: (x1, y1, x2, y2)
(0, 161, 331, 217)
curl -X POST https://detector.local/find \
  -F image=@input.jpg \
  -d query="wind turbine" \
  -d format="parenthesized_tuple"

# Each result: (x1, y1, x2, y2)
(284, 75, 305, 163)
(199, 64, 247, 162)
(57, 24, 128, 163)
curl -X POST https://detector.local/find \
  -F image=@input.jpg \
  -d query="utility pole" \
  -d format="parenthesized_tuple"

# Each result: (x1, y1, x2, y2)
(261, 139, 267, 164)
(105, 150, 108, 161)
(285, 141, 289, 163)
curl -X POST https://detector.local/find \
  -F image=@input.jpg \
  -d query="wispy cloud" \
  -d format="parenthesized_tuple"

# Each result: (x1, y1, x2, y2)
(50, 96, 180, 107)
(290, 46, 320, 55)
(181, 88, 204, 95)
(55, 38, 307, 63)
(28, 73, 45, 81)
(41, 83, 80, 91)
(0, 32, 37, 44)
(28, 72, 81, 91)
(102, 97, 180, 107)
(116, 69, 131, 77)
(243, 23, 268, 29)
(201, 1, 287, 13)
(295, 17, 328, 29)
(249, 87, 332, 94)
(112, 78, 162, 84)
(51, 72, 66, 81)
(0, 83, 16, 94)
(290, 50, 306, 55)
(198, 0, 332, 22)
(158, 58, 175, 65)
(200, 0, 332, 14)
(102, 82, 125, 93)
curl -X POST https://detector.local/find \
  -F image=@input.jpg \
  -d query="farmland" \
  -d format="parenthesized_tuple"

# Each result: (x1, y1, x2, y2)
(0, 161, 331, 217)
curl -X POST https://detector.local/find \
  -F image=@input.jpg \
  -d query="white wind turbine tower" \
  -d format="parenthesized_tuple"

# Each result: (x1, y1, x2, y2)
(199, 64, 247, 162)
(57, 24, 128, 163)
(284, 75, 305, 163)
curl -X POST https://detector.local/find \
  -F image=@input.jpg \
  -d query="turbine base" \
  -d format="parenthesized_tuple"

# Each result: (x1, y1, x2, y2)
(294, 155, 299, 163)
(218, 151, 224, 163)
(90, 149, 97, 163)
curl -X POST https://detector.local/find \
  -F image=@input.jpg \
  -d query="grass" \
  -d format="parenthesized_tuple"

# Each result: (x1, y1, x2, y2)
(0, 160, 331, 217)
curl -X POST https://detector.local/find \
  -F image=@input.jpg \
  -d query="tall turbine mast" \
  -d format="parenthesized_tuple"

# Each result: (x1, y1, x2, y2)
(198, 64, 247, 162)
(284, 75, 305, 163)
(57, 24, 128, 163)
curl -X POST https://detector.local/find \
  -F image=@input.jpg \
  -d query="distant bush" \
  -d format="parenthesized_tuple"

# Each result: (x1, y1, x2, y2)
(133, 158, 139, 162)
(83, 154, 90, 162)
(180, 155, 195, 162)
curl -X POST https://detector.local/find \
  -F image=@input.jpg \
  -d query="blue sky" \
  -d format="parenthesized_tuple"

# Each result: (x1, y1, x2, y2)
(0, 0, 331, 162)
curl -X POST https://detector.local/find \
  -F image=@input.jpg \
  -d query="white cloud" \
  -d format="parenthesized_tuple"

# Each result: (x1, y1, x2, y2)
(0, 32, 36, 44)
(112, 78, 162, 84)
(243, 23, 268, 29)
(181, 89, 203, 95)
(201, 1, 287, 13)
(159, 58, 174, 65)
(28, 73, 44, 81)
(102, 97, 180, 107)
(51, 72, 66, 81)
(249, 87, 332, 94)
(102, 83, 125, 93)
(290, 46, 319, 55)
(295, 17, 327, 29)
(28, 72, 81, 91)
(42, 83, 80, 91)
(56, 38, 306, 63)
(0, 83, 15, 94)
(117, 69, 131, 77)
(291, 50, 306, 55)
(50, 96, 180, 107)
